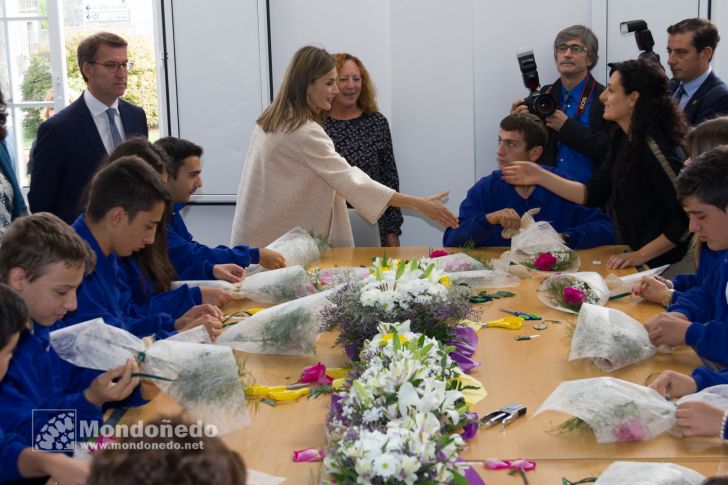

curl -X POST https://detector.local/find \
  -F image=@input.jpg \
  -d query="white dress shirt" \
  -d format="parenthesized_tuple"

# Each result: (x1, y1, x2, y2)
(83, 90, 126, 154)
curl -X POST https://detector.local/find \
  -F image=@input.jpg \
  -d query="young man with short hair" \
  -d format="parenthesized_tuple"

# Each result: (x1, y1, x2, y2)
(63, 156, 223, 340)
(443, 113, 614, 248)
(646, 146, 728, 387)
(154, 137, 285, 277)
(0, 214, 141, 483)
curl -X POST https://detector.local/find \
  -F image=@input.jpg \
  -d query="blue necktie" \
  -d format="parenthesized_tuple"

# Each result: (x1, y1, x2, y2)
(106, 108, 123, 150)
(674, 84, 687, 109)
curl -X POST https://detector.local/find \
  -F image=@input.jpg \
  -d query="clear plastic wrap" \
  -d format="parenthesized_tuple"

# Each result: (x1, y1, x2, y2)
(246, 226, 329, 275)
(50, 319, 249, 434)
(506, 215, 581, 273)
(216, 287, 339, 355)
(430, 253, 486, 272)
(538, 271, 610, 314)
(569, 303, 656, 371)
(447, 269, 521, 289)
(605, 264, 670, 297)
(240, 265, 317, 304)
(533, 377, 676, 443)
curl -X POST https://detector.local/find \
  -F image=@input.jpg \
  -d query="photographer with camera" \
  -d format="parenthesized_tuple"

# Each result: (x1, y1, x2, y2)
(667, 18, 728, 126)
(511, 25, 609, 183)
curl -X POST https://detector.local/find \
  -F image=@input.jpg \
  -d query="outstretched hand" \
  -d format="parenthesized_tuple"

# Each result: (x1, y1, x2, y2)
(420, 192, 459, 228)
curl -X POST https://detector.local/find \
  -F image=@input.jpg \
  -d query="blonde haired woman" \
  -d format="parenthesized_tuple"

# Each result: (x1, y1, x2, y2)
(231, 46, 457, 248)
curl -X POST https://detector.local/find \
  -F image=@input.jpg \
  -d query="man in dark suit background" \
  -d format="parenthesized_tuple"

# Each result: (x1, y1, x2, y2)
(28, 32, 147, 224)
(668, 18, 728, 126)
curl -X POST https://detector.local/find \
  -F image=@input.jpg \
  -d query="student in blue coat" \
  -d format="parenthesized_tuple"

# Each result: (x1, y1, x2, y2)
(645, 147, 728, 364)
(154, 137, 286, 278)
(0, 217, 141, 484)
(443, 113, 614, 248)
(101, 138, 233, 311)
(63, 156, 224, 341)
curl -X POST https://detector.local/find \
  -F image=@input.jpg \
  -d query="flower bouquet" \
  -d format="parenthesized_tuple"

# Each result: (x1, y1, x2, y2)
(308, 266, 370, 290)
(506, 212, 580, 272)
(428, 252, 488, 272)
(217, 287, 338, 355)
(50, 319, 249, 434)
(594, 461, 705, 484)
(569, 303, 656, 371)
(321, 257, 475, 362)
(533, 377, 675, 443)
(538, 271, 609, 314)
(325, 321, 476, 485)
(240, 265, 317, 304)
(246, 226, 330, 275)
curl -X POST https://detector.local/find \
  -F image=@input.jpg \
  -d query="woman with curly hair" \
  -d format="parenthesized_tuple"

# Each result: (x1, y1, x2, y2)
(502, 59, 689, 270)
(325, 53, 404, 247)
(0, 89, 28, 237)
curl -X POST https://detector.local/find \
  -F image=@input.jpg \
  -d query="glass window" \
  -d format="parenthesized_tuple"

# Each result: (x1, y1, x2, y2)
(0, 0, 160, 187)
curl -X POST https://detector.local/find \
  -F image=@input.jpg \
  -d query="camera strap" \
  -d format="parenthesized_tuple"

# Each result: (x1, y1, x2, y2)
(547, 74, 597, 121)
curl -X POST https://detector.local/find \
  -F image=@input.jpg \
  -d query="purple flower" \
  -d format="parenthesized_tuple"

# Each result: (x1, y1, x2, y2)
(563, 287, 587, 306)
(612, 418, 647, 442)
(461, 412, 479, 440)
(344, 343, 359, 360)
(448, 326, 478, 357)
(450, 351, 481, 373)
(464, 466, 485, 485)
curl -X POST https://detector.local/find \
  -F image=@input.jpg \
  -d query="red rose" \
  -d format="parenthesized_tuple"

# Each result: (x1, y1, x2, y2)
(534, 252, 558, 271)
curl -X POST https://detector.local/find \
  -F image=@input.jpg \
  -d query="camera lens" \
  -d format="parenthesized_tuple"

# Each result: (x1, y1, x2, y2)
(533, 94, 556, 117)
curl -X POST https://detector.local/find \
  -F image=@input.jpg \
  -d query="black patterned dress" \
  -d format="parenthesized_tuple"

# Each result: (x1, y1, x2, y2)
(324, 112, 404, 245)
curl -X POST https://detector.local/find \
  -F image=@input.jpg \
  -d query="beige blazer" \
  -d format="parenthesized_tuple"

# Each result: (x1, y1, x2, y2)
(231, 121, 395, 248)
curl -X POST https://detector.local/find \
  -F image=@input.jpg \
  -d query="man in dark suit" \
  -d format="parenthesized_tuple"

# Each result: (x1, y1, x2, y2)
(668, 18, 728, 126)
(511, 25, 610, 183)
(28, 32, 147, 224)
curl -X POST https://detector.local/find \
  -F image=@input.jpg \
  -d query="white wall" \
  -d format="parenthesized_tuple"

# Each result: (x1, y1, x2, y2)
(177, 0, 720, 248)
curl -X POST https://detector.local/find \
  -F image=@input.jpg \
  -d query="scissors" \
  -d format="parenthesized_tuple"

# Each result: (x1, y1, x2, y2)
(500, 308, 541, 320)
(480, 316, 524, 330)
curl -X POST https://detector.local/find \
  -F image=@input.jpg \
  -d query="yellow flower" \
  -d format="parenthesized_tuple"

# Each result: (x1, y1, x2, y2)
(268, 387, 310, 401)
(381, 333, 408, 344)
(245, 384, 285, 398)
(439, 275, 452, 287)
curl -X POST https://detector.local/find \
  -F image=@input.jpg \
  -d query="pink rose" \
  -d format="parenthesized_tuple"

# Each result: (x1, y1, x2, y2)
(430, 249, 449, 258)
(534, 252, 557, 271)
(293, 448, 325, 462)
(612, 418, 647, 442)
(563, 287, 587, 307)
(298, 362, 333, 385)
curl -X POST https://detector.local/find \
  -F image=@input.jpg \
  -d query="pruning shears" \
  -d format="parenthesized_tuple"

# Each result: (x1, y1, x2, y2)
(480, 402, 527, 428)
(500, 308, 541, 320)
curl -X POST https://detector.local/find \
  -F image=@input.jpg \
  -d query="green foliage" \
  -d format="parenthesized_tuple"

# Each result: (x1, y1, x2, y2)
(20, 29, 159, 140)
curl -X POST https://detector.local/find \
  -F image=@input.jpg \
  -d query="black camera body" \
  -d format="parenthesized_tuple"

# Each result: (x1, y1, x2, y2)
(517, 50, 557, 118)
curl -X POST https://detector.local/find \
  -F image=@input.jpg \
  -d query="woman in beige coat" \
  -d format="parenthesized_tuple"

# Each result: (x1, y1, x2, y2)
(231, 46, 458, 248)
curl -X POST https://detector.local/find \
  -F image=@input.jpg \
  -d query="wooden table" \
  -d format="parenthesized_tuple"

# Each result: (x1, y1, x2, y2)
(123, 246, 727, 484)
